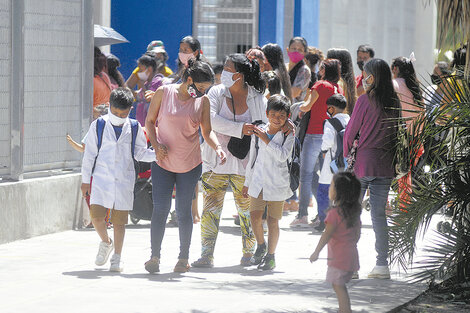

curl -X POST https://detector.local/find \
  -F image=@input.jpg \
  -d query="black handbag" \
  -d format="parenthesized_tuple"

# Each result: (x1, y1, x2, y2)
(227, 95, 251, 159)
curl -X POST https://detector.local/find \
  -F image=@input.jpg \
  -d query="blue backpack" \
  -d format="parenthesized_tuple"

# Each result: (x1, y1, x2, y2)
(91, 117, 139, 175)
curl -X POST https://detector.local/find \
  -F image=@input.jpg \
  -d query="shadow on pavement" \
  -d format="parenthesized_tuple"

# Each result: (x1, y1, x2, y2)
(218, 225, 243, 236)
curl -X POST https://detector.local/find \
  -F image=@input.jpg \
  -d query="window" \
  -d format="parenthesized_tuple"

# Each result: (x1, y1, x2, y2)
(193, 0, 259, 64)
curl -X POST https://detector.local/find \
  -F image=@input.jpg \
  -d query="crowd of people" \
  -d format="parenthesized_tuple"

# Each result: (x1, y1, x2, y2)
(71, 35, 463, 313)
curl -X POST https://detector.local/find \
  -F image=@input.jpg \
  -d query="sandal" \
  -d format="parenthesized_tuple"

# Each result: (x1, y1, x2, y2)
(240, 255, 252, 267)
(174, 259, 190, 273)
(191, 257, 214, 268)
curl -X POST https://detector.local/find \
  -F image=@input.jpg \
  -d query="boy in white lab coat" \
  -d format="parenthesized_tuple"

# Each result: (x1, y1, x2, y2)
(81, 87, 156, 272)
(242, 94, 294, 271)
(313, 93, 350, 232)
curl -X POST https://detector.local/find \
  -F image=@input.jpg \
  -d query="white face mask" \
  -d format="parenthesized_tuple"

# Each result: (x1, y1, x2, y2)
(137, 69, 149, 81)
(362, 74, 372, 91)
(108, 110, 127, 126)
(221, 70, 239, 88)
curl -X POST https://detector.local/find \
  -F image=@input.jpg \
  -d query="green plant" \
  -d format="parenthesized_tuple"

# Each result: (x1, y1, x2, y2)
(389, 72, 470, 284)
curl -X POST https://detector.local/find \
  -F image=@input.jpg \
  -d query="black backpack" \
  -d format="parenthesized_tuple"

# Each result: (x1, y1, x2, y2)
(327, 117, 346, 173)
(251, 134, 301, 192)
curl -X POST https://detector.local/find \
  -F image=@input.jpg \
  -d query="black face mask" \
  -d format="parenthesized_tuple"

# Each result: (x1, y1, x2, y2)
(430, 74, 442, 85)
(187, 83, 204, 98)
(357, 60, 365, 71)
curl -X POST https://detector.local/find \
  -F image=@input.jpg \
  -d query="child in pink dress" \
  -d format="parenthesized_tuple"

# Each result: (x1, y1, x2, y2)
(310, 171, 362, 313)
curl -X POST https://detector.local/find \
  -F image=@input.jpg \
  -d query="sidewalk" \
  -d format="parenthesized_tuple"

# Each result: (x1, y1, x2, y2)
(0, 192, 425, 313)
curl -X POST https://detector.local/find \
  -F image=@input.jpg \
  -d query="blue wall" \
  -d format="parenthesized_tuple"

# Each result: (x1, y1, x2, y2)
(111, 0, 193, 80)
(294, 0, 319, 47)
(258, 0, 284, 47)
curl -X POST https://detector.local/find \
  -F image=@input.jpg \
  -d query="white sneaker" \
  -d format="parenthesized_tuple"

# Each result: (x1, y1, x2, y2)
(95, 239, 114, 266)
(289, 216, 310, 228)
(109, 254, 122, 272)
(367, 265, 390, 279)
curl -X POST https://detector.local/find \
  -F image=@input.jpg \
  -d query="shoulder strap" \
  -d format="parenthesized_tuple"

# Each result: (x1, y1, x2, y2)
(229, 94, 236, 122)
(92, 117, 106, 174)
(251, 136, 259, 169)
(327, 117, 344, 133)
(130, 119, 139, 159)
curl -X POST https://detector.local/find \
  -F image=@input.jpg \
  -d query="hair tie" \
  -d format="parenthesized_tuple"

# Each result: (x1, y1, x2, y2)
(408, 52, 416, 64)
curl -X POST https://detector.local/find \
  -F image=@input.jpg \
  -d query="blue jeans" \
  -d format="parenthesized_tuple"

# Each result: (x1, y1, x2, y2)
(317, 183, 330, 222)
(299, 134, 323, 217)
(150, 162, 202, 259)
(360, 176, 392, 266)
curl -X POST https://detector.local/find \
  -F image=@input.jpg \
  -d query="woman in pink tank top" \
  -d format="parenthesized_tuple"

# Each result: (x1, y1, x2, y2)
(144, 60, 226, 273)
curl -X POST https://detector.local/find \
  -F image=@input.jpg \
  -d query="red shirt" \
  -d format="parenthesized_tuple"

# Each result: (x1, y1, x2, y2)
(326, 207, 361, 272)
(306, 80, 343, 134)
(355, 74, 363, 89)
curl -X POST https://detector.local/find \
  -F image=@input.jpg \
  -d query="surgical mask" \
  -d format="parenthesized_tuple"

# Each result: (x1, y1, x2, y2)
(187, 83, 204, 98)
(178, 52, 194, 67)
(288, 51, 304, 63)
(108, 110, 127, 126)
(137, 69, 149, 81)
(362, 75, 372, 91)
(314, 63, 319, 74)
(357, 60, 365, 71)
(221, 70, 239, 88)
(430, 74, 442, 85)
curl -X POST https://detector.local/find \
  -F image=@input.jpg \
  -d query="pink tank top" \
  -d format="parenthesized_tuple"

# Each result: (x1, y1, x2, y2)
(156, 84, 203, 173)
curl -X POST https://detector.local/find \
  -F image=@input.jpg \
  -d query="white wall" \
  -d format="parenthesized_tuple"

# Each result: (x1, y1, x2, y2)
(318, 0, 436, 81)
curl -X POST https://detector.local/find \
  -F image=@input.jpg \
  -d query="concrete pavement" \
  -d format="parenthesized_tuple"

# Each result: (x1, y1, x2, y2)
(0, 192, 426, 313)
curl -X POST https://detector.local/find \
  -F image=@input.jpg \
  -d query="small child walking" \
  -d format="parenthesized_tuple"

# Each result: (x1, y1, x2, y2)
(310, 172, 362, 313)
(81, 87, 156, 272)
(243, 94, 294, 270)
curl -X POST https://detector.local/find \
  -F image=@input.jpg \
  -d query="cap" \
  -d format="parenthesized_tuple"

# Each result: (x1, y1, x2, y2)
(147, 40, 164, 51)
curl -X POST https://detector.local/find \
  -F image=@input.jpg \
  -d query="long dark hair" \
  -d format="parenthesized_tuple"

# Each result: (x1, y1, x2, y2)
(327, 48, 357, 114)
(173, 36, 202, 83)
(364, 58, 400, 116)
(321, 59, 341, 84)
(261, 43, 292, 100)
(106, 54, 125, 87)
(391, 56, 422, 103)
(226, 53, 265, 94)
(94, 47, 106, 77)
(331, 172, 362, 228)
(182, 59, 214, 83)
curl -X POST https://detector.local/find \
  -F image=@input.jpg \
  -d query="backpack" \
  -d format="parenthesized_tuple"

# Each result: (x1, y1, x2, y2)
(327, 117, 347, 173)
(91, 117, 140, 176)
(251, 133, 301, 192)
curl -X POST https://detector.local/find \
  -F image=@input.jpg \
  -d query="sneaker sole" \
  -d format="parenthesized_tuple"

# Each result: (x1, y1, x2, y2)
(109, 267, 122, 272)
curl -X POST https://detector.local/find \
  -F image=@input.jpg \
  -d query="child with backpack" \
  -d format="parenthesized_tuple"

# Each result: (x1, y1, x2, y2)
(313, 94, 350, 232)
(242, 94, 295, 270)
(310, 171, 362, 313)
(81, 87, 156, 272)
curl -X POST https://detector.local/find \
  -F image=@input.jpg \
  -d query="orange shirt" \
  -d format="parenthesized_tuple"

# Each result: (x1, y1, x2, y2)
(93, 72, 112, 108)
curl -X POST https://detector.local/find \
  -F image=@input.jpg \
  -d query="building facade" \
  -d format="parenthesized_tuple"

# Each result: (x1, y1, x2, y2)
(111, 0, 435, 80)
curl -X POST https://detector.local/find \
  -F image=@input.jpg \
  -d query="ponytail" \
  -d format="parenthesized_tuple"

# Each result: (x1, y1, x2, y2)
(227, 53, 265, 94)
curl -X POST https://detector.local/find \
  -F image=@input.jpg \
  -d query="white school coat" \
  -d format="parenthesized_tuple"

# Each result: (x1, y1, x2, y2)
(244, 124, 294, 201)
(319, 113, 350, 184)
(81, 115, 156, 211)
